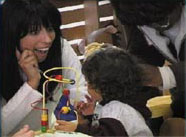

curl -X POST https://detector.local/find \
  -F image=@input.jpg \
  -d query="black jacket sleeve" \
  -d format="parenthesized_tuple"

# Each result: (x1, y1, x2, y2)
(75, 118, 128, 137)
(169, 62, 185, 91)
(169, 62, 185, 118)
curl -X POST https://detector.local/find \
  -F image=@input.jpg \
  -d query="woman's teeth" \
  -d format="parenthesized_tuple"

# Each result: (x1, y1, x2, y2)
(34, 48, 49, 54)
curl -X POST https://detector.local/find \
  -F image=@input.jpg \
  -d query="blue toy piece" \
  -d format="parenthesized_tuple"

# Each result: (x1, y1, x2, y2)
(54, 89, 77, 121)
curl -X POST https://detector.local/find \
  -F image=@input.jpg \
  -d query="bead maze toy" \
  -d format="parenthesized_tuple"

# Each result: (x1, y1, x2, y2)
(33, 67, 80, 133)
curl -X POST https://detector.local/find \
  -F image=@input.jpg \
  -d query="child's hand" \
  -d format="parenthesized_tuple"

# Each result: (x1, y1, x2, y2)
(76, 95, 96, 116)
(12, 125, 34, 137)
(55, 120, 77, 132)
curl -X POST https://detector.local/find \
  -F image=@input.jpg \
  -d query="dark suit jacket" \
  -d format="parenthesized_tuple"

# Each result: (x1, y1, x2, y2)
(116, 25, 185, 118)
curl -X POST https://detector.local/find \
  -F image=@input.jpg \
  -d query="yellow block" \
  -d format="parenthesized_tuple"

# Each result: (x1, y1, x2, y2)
(41, 114, 48, 121)
(146, 95, 172, 118)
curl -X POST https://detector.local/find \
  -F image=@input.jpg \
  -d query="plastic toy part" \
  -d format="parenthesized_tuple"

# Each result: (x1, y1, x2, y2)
(33, 67, 80, 134)
(41, 111, 48, 133)
(54, 89, 77, 121)
(63, 89, 70, 96)
(70, 79, 75, 85)
(61, 106, 70, 114)
(55, 75, 63, 80)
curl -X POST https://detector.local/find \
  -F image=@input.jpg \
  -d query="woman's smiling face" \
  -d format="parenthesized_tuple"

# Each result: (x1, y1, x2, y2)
(19, 26, 55, 63)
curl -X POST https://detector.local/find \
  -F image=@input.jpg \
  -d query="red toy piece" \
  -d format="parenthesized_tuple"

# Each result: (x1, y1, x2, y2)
(55, 75, 63, 80)
(63, 88, 70, 96)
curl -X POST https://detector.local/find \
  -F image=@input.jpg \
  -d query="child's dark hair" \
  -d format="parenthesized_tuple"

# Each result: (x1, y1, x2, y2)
(82, 45, 158, 119)
(82, 46, 142, 104)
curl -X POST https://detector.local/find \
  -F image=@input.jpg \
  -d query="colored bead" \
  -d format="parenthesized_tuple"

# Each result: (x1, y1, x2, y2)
(41, 114, 48, 121)
(41, 126, 47, 132)
(41, 121, 48, 126)
(55, 75, 63, 80)
(63, 89, 70, 96)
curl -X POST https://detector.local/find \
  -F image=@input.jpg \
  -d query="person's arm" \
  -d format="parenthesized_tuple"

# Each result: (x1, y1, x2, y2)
(141, 62, 184, 91)
(76, 118, 128, 136)
(78, 25, 118, 55)
(54, 118, 128, 136)
(1, 82, 42, 135)
(61, 39, 88, 102)
(87, 25, 118, 44)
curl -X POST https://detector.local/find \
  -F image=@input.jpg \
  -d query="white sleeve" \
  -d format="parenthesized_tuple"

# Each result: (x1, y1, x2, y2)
(61, 39, 88, 102)
(158, 66, 176, 90)
(1, 82, 42, 135)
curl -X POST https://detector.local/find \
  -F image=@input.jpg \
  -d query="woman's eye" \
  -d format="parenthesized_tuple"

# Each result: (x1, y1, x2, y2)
(29, 30, 40, 35)
(47, 27, 54, 32)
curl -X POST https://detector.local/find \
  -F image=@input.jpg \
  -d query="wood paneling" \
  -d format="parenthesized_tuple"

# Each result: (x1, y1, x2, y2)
(61, 9, 85, 24)
(61, 26, 85, 40)
(51, 0, 117, 52)
(84, 0, 99, 36)
(98, 4, 113, 17)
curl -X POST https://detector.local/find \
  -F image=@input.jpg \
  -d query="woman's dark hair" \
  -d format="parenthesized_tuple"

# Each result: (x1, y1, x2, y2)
(1, 0, 62, 101)
(110, 0, 184, 25)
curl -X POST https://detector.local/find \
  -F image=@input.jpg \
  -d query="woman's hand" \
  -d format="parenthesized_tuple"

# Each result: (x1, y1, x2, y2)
(12, 125, 34, 137)
(55, 120, 77, 132)
(16, 49, 41, 89)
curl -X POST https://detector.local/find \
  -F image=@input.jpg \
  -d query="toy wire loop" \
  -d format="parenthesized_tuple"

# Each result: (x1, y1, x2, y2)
(42, 67, 80, 111)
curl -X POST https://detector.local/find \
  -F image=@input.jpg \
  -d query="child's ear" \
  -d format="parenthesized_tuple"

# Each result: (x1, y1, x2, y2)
(87, 83, 92, 89)
(87, 84, 103, 102)
(87, 83, 96, 91)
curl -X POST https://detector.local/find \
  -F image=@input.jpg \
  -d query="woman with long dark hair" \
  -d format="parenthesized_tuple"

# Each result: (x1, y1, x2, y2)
(1, 0, 87, 135)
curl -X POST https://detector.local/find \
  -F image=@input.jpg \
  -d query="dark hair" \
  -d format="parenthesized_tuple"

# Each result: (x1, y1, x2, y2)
(110, 0, 184, 25)
(82, 44, 163, 119)
(82, 46, 159, 119)
(82, 46, 143, 104)
(1, 0, 62, 101)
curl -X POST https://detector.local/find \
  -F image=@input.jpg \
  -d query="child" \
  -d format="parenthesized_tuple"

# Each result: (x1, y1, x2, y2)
(55, 44, 154, 136)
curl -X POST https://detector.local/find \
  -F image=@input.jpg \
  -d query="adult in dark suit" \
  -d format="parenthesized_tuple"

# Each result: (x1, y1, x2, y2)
(110, 0, 185, 135)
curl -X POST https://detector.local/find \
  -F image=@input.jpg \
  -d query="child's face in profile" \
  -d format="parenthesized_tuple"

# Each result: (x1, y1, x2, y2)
(87, 84, 102, 102)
